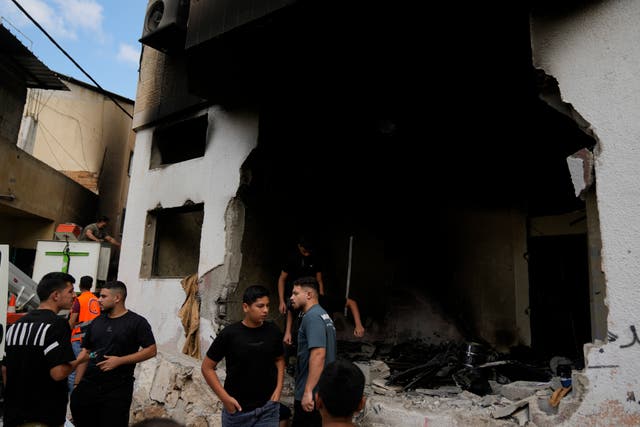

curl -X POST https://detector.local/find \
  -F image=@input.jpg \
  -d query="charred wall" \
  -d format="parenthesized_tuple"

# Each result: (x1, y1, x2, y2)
(185, 2, 597, 355)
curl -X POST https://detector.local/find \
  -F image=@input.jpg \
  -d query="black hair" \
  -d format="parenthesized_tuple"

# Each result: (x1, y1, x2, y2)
(130, 418, 185, 427)
(97, 215, 110, 223)
(102, 280, 127, 300)
(317, 359, 365, 418)
(293, 276, 319, 293)
(79, 275, 93, 290)
(243, 285, 270, 305)
(297, 235, 315, 252)
(37, 272, 75, 301)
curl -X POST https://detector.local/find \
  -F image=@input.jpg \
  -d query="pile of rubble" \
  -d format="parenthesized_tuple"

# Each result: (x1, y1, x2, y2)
(338, 340, 580, 426)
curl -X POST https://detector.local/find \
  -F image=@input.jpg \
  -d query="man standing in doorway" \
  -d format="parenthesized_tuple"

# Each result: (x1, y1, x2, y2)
(68, 275, 101, 391)
(3, 272, 84, 427)
(289, 276, 336, 427)
(80, 215, 121, 247)
(278, 236, 325, 372)
(201, 285, 285, 427)
(70, 280, 156, 427)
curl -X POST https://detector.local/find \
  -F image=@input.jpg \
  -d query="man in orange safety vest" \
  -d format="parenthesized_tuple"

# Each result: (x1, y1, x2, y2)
(68, 275, 100, 391)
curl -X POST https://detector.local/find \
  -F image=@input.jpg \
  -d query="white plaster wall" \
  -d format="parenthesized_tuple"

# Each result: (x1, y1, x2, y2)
(118, 107, 258, 351)
(532, 2, 640, 423)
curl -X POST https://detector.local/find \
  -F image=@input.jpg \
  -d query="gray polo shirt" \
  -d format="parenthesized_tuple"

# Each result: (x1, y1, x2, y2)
(295, 303, 337, 400)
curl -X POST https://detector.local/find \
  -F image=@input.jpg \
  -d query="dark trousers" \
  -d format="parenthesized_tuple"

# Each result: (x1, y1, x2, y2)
(70, 378, 134, 427)
(292, 400, 321, 427)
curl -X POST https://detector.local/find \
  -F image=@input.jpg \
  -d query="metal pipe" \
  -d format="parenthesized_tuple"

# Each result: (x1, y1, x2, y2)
(344, 235, 354, 316)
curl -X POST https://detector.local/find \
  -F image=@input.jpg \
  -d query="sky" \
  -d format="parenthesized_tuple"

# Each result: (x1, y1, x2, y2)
(1, 0, 147, 100)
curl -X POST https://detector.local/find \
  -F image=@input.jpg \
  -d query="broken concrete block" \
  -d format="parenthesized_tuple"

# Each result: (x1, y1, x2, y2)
(150, 359, 175, 402)
(372, 378, 403, 391)
(354, 361, 371, 385)
(500, 380, 551, 402)
(369, 359, 391, 381)
(491, 398, 530, 419)
(479, 394, 501, 407)
(415, 386, 462, 397)
(371, 384, 397, 397)
(512, 406, 530, 426)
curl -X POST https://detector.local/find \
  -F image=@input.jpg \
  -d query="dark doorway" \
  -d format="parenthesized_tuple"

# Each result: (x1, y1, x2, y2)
(528, 234, 591, 365)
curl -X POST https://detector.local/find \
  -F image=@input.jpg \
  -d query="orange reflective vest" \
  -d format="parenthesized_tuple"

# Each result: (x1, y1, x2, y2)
(71, 291, 101, 342)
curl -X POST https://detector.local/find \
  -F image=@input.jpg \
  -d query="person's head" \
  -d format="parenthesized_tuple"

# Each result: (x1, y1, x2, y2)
(130, 418, 185, 427)
(99, 280, 127, 314)
(316, 359, 366, 423)
(96, 215, 110, 228)
(297, 235, 315, 257)
(79, 275, 93, 291)
(242, 285, 270, 326)
(37, 272, 76, 310)
(290, 276, 319, 311)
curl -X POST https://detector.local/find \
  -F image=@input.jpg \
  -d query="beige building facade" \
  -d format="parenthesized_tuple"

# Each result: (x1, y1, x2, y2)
(18, 76, 135, 246)
(0, 25, 97, 275)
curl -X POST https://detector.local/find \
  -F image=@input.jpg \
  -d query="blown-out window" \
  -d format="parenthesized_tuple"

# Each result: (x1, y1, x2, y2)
(140, 203, 204, 278)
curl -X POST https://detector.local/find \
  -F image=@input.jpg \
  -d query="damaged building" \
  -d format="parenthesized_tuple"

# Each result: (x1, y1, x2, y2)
(121, 1, 639, 425)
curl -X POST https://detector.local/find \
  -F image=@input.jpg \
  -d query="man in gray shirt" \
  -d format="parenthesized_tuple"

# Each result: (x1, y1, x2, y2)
(80, 215, 120, 247)
(289, 276, 336, 427)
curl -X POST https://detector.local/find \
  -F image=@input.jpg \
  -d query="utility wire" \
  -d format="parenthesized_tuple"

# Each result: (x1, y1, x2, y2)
(10, 0, 134, 119)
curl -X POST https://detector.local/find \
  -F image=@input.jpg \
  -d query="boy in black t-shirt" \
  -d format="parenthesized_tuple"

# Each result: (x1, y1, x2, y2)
(202, 285, 285, 427)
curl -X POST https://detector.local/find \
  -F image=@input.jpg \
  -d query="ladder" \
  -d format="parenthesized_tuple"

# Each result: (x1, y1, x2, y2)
(8, 261, 40, 310)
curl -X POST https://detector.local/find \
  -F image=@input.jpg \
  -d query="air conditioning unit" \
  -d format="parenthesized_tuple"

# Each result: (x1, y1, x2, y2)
(139, 0, 190, 53)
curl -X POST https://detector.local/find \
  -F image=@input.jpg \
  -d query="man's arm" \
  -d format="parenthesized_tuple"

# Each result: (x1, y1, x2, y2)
(346, 298, 365, 337)
(68, 312, 79, 330)
(96, 344, 157, 371)
(270, 355, 285, 402)
(201, 356, 242, 413)
(302, 347, 326, 412)
(2, 365, 6, 385)
(50, 348, 91, 381)
(278, 271, 289, 314)
(84, 229, 102, 242)
(105, 235, 121, 247)
(283, 311, 294, 345)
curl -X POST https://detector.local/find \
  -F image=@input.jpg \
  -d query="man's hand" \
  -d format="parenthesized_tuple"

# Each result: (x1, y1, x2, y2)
(279, 300, 287, 314)
(97, 355, 123, 371)
(283, 331, 292, 345)
(222, 396, 242, 414)
(302, 390, 315, 412)
(354, 324, 365, 337)
(270, 390, 281, 402)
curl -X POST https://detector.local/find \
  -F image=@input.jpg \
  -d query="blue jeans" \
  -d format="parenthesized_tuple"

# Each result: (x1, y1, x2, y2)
(68, 340, 82, 392)
(222, 400, 279, 427)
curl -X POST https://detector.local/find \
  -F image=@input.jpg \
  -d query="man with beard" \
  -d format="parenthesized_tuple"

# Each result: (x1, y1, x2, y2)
(70, 280, 157, 427)
(289, 276, 336, 427)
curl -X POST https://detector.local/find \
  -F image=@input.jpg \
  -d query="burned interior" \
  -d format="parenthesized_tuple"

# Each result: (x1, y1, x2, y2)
(182, 1, 607, 422)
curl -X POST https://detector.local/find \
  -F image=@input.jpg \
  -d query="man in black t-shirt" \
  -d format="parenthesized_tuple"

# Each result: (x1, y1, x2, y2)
(202, 285, 285, 427)
(278, 237, 325, 354)
(70, 280, 157, 427)
(3, 272, 83, 427)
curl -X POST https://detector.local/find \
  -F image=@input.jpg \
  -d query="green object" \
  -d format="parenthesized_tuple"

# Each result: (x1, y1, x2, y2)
(45, 242, 89, 273)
